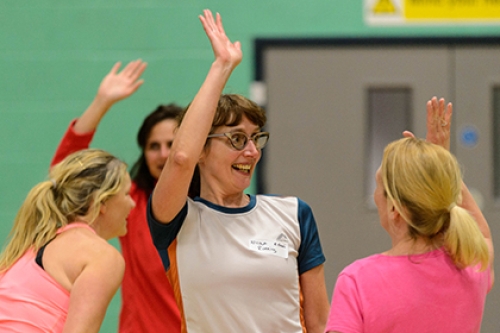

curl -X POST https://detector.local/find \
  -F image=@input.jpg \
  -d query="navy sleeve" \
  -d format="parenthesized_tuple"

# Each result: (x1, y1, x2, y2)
(297, 198, 326, 275)
(147, 195, 188, 270)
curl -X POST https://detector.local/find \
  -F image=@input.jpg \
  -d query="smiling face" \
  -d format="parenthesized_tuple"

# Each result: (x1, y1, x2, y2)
(100, 173, 135, 239)
(199, 116, 262, 197)
(144, 119, 178, 180)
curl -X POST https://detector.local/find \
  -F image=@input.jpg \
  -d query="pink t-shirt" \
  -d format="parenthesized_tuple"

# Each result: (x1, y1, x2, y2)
(326, 248, 491, 333)
(0, 223, 94, 332)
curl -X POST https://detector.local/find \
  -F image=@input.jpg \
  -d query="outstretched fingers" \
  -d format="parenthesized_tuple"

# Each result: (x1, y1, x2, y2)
(215, 12, 226, 35)
(97, 59, 147, 103)
(199, 9, 215, 32)
(108, 61, 122, 75)
(120, 59, 147, 80)
(199, 9, 242, 67)
(426, 96, 452, 150)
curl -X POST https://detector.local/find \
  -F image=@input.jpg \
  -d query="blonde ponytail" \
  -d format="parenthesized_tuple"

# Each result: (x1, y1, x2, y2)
(0, 181, 66, 272)
(445, 205, 489, 270)
(0, 149, 127, 272)
(382, 138, 489, 270)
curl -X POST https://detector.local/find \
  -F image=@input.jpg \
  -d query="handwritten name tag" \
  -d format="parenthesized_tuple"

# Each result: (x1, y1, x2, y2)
(249, 239, 288, 259)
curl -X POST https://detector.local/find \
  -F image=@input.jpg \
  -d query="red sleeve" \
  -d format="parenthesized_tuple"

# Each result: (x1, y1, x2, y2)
(50, 119, 96, 167)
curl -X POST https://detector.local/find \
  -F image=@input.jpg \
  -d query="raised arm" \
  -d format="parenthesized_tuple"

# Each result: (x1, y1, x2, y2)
(422, 97, 494, 286)
(461, 182, 494, 286)
(74, 60, 147, 133)
(152, 10, 242, 223)
(51, 60, 147, 166)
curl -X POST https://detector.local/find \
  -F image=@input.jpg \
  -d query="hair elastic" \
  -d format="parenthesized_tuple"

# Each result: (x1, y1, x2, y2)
(448, 203, 457, 212)
(50, 179, 57, 189)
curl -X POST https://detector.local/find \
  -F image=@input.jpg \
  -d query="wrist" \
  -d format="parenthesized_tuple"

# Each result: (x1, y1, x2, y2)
(93, 93, 115, 111)
(211, 58, 239, 74)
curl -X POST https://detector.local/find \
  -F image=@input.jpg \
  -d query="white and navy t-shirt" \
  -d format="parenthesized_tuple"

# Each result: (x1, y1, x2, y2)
(148, 194, 325, 333)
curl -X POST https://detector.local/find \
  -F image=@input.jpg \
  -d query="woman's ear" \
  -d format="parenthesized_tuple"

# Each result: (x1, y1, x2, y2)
(387, 200, 402, 223)
(199, 150, 206, 163)
(386, 203, 394, 220)
(391, 205, 409, 229)
(99, 202, 107, 215)
(198, 144, 209, 165)
(387, 204, 409, 237)
(389, 205, 399, 221)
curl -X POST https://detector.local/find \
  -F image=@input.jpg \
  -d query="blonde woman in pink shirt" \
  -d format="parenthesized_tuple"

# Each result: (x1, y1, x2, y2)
(0, 149, 135, 333)
(325, 98, 494, 333)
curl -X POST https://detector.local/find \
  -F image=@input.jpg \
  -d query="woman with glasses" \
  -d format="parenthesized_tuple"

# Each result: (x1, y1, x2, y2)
(147, 9, 329, 333)
(325, 98, 494, 333)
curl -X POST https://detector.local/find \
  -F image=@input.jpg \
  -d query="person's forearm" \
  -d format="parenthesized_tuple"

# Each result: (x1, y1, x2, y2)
(461, 182, 492, 240)
(73, 96, 114, 134)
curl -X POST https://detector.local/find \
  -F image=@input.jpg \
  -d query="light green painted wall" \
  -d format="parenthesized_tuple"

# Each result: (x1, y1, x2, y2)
(1, 1, 499, 331)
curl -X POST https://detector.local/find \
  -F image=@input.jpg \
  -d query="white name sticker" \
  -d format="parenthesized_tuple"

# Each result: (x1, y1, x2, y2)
(249, 239, 288, 259)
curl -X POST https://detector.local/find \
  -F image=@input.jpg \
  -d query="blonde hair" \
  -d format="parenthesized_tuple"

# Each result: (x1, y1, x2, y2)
(381, 137, 489, 270)
(0, 149, 128, 272)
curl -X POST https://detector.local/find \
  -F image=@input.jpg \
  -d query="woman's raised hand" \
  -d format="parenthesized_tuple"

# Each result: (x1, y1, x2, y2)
(199, 10, 242, 70)
(72, 60, 147, 134)
(403, 96, 453, 151)
(425, 96, 452, 151)
(96, 59, 147, 105)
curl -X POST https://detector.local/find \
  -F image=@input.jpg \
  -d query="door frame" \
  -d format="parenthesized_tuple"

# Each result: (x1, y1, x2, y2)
(253, 36, 500, 193)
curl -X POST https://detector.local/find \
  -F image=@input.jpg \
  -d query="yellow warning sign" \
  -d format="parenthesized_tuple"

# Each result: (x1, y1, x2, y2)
(366, 0, 500, 24)
(405, 0, 500, 20)
(373, 0, 397, 14)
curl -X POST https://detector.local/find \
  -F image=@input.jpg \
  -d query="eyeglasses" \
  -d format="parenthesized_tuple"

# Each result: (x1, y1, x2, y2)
(207, 131, 270, 151)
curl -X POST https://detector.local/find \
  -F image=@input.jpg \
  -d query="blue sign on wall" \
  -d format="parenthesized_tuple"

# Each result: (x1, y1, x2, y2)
(460, 125, 479, 148)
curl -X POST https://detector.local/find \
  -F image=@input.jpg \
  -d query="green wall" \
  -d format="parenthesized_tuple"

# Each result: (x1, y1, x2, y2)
(1, 1, 499, 331)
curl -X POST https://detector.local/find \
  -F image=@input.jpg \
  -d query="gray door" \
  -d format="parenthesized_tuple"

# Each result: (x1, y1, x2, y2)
(256, 40, 498, 332)
(454, 46, 500, 333)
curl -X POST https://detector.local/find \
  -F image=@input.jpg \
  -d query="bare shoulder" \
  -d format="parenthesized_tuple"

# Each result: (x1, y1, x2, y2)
(43, 226, 124, 290)
(53, 226, 121, 259)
